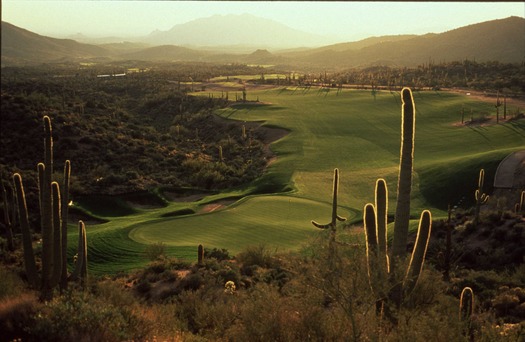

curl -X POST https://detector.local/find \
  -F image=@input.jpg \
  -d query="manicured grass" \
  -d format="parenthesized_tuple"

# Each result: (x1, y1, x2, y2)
(76, 88, 525, 275)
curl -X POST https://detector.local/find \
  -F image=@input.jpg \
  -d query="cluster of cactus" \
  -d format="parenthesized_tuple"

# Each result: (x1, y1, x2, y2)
(364, 88, 432, 312)
(12, 116, 87, 300)
(364, 179, 432, 310)
(473, 169, 489, 226)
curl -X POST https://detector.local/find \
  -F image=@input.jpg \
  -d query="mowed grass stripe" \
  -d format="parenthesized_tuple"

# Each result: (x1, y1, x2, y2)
(128, 195, 357, 255)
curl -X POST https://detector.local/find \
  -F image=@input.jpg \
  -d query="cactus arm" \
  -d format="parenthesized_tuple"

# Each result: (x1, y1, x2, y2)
(364, 203, 378, 254)
(404, 210, 432, 295)
(13, 173, 40, 288)
(375, 179, 388, 256)
(60, 160, 71, 290)
(392, 88, 416, 259)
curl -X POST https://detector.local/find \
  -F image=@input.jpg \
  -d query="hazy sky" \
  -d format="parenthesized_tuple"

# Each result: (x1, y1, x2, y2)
(2, 1, 524, 42)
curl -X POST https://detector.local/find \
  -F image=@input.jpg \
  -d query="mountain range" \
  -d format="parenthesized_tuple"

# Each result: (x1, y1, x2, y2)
(1, 15, 524, 69)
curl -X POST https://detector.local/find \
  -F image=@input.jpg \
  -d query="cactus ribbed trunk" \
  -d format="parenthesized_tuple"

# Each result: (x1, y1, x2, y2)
(392, 88, 415, 259)
(71, 220, 88, 286)
(375, 179, 388, 272)
(50, 182, 62, 288)
(40, 116, 54, 300)
(404, 210, 432, 294)
(198, 244, 204, 265)
(60, 160, 71, 290)
(1, 182, 15, 251)
(13, 174, 40, 288)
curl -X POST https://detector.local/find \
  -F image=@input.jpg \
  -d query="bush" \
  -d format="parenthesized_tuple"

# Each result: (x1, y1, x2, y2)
(204, 247, 231, 261)
(237, 244, 277, 270)
(26, 290, 153, 341)
(144, 242, 167, 261)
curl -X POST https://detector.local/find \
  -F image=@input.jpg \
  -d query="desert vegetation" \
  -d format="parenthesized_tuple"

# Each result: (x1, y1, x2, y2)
(1, 58, 524, 340)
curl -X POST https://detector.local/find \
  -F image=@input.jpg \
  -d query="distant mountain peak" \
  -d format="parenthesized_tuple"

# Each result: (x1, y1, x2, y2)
(145, 13, 332, 48)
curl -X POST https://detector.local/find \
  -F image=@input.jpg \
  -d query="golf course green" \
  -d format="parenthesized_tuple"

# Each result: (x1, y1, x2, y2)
(78, 87, 525, 275)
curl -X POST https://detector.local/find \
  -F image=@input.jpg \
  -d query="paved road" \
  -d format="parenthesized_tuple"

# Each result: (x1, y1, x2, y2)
(494, 150, 525, 189)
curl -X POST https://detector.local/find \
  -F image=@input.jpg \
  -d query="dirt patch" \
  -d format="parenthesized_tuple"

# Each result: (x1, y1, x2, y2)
(446, 88, 525, 109)
(163, 193, 205, 202)
(198, 198, 238, 213)
(201, 82, 279, 93)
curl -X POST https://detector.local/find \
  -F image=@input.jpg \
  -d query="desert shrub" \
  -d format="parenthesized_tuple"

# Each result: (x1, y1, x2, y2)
(144, 242, 167, 261)
(174, 285, 240, 337)
(237, 244, 278, 270)
(181, 273, 205, 292)
(0, 266, 26, 300)
(26, 290, 153, 341)
(204, 247, 231, 261)
(0, 293, 40, 341)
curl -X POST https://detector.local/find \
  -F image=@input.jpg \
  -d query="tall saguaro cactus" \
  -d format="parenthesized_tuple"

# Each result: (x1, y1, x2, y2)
(392, 88, 416, 259)
(363, 88, 432, 316)
(60, 160, 71, 290)
(39, 116, 55, 299)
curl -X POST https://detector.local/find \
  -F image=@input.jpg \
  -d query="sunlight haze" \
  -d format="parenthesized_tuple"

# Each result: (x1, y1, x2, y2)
(2, 1, 524, 42)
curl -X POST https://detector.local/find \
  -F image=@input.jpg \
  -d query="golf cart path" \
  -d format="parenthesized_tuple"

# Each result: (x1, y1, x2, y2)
(494, 150, 525, 189)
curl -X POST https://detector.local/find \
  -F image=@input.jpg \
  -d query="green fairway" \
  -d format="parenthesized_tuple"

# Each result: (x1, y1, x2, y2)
(78, 88, 525, 275)
(129, 195, 357, 254)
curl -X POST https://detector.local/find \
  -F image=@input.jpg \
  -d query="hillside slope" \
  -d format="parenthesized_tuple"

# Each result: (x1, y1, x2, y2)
(1, 21, 109, 65)
(2, 16, 524, 68)
(290, 16, 525, 68)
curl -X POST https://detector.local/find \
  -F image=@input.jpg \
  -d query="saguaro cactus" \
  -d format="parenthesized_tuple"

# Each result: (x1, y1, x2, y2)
(13, 173, 39, 288)
(311, 168, 347, 230)
(460, 286, 475, 340)
(71, 220, 88, 286)
(473, 169, 489, 226)
(60, 160, 71, 290)
(198, 244, 204, 265)
(515, 190, 524, 214)
(459, 287, 474, 321)
(312, 168, 347, 268)
(363, 88, 433, 315)
(1, 181, 15, 251)
(392, 87, 416, 259)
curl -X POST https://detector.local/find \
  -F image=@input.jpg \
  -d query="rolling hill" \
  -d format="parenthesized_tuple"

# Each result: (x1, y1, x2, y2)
(1, 16, 524, 68)
(0, 21, 110, 65)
